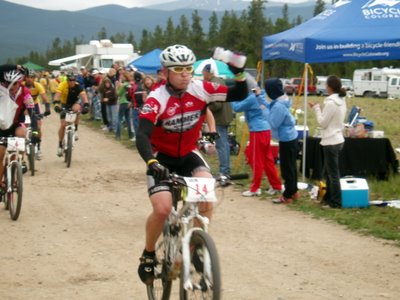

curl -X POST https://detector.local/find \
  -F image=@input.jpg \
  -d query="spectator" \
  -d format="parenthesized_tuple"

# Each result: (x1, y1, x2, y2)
(100, 78, 118, 132)
(309, 75, 347, 208)
(203, 64, 234, 183)
(115, 71, 134, 140)
(143, 75, 155, 96)
(130, 71, 145, 138)
(231, 88, 282, 197)
(264, 78, 299, 204)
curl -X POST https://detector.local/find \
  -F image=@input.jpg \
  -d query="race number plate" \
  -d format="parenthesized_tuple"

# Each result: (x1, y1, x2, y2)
(65, 112, 77, 123)
(7, 137, 25, 152)
(183, 177, 217, 203)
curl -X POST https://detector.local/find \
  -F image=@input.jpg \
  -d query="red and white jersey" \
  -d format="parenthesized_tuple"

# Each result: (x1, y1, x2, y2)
(140, 79, 228, 158)
(13, 86, 34, 124)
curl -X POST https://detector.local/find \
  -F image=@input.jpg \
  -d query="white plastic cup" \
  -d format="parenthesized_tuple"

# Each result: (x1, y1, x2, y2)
(219, 50, 232, 63)
(229, 52, 247, 69)
(212, 47, 225, 61)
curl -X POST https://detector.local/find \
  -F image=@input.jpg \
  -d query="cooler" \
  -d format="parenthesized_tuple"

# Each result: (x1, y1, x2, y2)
(295, 125, 309, 139)
(340, 177, 369, 208)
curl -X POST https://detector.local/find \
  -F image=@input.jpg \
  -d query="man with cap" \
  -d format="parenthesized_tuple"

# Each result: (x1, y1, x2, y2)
(203, 63, 234, 185)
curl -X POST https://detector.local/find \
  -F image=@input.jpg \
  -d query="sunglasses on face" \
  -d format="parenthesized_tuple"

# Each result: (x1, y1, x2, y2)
(168, 66, 194, 74)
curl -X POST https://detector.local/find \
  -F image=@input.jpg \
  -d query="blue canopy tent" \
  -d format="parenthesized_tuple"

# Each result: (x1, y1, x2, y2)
(128, 48, 162, 74)
(262, 0, 400, 178)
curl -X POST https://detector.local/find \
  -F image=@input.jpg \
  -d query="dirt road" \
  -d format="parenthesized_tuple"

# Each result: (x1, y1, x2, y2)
(1, 114, 399, 300)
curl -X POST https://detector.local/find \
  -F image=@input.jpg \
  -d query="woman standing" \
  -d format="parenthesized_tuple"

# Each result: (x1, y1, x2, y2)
(309, 75, 347, 208)
(264, 78, 299, 204)
(231, 90, 282, 197)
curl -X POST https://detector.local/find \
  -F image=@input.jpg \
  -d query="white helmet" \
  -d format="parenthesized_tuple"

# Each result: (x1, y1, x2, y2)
(3, 69, 24, 84)
(160, 45, 196, 67)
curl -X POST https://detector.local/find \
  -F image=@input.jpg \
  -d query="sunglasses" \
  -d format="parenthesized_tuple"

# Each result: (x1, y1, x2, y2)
(168, 66, 194, 73)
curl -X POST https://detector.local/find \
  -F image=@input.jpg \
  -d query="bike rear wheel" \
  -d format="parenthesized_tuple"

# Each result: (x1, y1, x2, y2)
(180, 230, 221, 300)
(28, 143, 35, 176)
(8, 161, 23, 221)
(65, 130, 73, 168)
(147, 228, 173, 300)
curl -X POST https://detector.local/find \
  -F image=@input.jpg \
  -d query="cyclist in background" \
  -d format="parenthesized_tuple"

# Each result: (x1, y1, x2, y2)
(0, 64, 38, 183)
(24, 70, 51, 160)
(135, 44, 249, 285)
(53, 72, 89, 157)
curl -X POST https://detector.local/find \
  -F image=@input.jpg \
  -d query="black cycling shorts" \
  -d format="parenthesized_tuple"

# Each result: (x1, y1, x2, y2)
(147, 150, 210, 196)
(0, 123, 19, 139)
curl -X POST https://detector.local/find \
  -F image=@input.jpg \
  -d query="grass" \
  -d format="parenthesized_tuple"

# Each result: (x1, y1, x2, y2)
(82, 96, 400, 246)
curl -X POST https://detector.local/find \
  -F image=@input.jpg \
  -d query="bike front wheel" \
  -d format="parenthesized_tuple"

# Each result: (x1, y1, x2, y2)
(147, 226, 173, 300)
(28, 143, 35, 176)
(8, 161, 23, 221)
(65, 130, 73, 168)
(180, 230, 221, 300)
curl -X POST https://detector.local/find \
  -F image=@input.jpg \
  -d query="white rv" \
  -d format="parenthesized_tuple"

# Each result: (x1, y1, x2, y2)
(353, 67, 400, 98)
(48, 40, 138, 71)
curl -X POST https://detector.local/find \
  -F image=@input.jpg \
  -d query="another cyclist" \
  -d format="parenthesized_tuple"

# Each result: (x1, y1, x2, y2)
(53, 72, 89, 157)
(136, 44, 249, 285)
(24, 70, 51, 160)
(0, 64, 38, 186)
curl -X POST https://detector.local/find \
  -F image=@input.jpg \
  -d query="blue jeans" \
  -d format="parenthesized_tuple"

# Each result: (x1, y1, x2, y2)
(106, 104, 118, 132)
(215, 125, 231, 176)
(322, 143, 344, 207)
(116, 103, 134, 139)
(131, 108, 140, 136)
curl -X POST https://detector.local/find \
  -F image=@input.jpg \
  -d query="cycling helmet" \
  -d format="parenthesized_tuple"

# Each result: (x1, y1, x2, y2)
(28, 69, 36, 78)
(3, 69, 24, 85)
(66, 72, 77, 81)
(160, 45, 196, 67)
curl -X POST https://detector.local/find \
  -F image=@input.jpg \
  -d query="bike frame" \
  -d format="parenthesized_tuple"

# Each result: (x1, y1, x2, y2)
(2, 138, 24, 183)
(63, 111, 77, 150)
(166, 176, 215, 291)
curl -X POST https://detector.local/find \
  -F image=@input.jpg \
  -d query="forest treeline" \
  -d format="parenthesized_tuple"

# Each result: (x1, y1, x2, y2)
(8, 0, 399, 79)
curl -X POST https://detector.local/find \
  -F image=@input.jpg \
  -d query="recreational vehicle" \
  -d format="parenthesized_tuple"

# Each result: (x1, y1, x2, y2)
(353, 68, 400, 98)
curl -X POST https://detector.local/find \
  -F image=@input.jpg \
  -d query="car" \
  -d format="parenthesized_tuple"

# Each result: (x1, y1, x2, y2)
(284, 77, 316, 95)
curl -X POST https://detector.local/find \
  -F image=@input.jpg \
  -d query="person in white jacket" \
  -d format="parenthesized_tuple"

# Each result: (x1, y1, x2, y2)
(309, 75, 347, 208)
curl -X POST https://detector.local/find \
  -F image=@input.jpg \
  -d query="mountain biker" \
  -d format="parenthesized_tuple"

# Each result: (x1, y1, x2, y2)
(24, 70, 51, 160)
(135, 44, 249, 285)
(0, 64, 38, 186)
(53, 72, 89, 157)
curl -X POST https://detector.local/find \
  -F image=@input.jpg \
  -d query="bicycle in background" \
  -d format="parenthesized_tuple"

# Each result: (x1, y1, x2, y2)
(0, 137, 25, 220)
(60, 108, 78, 168)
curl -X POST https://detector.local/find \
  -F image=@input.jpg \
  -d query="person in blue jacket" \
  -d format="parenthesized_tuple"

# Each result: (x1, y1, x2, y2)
(231, 89, 282, 197)
(264, 78, 299, 203)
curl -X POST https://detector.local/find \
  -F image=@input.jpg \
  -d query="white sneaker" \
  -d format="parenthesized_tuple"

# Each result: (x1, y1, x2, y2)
(266, 187, 281, 196)
(35, 150, 42, 160)
(242, 188, 262, 197)
(74, 132, 79, 141)
(57, 147, 63, 157)
(129, 137, 136, 142)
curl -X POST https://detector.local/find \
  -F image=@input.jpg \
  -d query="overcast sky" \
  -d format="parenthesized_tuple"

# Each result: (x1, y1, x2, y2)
(5, 0, 308, 11)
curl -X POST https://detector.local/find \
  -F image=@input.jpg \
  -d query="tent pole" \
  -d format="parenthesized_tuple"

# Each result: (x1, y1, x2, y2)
(301, 63, 308, 182)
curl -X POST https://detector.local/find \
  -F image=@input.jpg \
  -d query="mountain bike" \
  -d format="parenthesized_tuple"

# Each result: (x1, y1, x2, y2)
(146, 173, 247, 300)
(25, 113, 42, 176)
(61, 109, 78, 168)
(0, 137, 24, 220)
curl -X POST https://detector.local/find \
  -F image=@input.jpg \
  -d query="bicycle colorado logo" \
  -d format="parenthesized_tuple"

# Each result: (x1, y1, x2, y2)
(362, 0, 400, 19)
